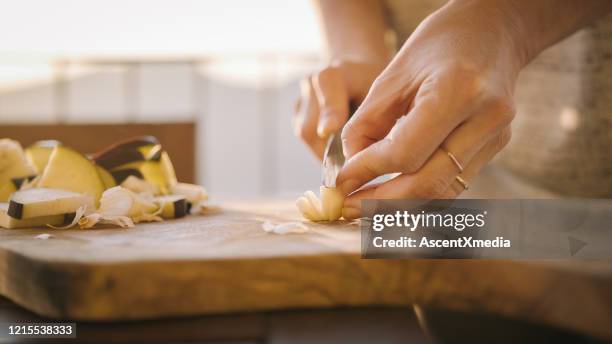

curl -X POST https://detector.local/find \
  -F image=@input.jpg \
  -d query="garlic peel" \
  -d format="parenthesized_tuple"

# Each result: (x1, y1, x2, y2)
(79, 213, 134, 229)
(262, 221, 308, 234)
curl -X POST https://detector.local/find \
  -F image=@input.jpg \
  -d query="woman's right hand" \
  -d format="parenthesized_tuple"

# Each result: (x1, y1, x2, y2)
(293, 60, 386, 160)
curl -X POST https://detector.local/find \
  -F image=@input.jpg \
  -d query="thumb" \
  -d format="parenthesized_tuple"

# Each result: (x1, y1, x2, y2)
(312, 67, 350, 138)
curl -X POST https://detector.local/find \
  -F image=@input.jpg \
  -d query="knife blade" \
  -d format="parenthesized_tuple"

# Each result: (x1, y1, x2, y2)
(321, 132, 344, 187)
(321, 103, 357, 187)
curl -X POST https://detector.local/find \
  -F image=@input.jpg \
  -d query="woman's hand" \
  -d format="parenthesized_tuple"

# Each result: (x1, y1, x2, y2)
(337, 1, 525, 219)
(293, 60, 386, 160)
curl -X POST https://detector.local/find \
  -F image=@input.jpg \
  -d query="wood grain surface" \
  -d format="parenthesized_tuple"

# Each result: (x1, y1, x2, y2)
(1, 201, 611, 340)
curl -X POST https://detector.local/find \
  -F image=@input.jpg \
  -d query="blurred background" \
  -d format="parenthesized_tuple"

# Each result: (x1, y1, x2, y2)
(0, 0, 324, 200)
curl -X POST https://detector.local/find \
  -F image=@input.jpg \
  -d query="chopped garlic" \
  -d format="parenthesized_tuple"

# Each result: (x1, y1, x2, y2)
(296, 186, 344, 222)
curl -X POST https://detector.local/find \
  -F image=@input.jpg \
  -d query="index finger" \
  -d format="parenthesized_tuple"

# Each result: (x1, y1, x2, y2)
(337, 82, 469, 195)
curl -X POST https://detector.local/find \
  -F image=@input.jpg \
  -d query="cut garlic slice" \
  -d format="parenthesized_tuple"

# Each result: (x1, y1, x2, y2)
(296, 186, 344, 222)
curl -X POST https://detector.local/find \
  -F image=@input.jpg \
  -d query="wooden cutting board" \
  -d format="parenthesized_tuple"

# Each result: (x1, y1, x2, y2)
(1, 201, 612, 340)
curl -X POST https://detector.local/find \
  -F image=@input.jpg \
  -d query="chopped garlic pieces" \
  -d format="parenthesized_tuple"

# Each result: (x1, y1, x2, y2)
(296, 186, 344, 222)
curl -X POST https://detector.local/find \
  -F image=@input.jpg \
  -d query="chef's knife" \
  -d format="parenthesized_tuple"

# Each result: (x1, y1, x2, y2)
(321, 103, 357, 187)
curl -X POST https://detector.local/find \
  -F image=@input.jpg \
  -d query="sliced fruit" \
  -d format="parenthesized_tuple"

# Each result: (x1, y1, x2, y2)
(0, 139, 36, 201)
(7, 188, 93, 219)
(112, 161, 168, 194)
(159, 151, 178, 186)
(110, 169, 144, 185)
(25, 140, 61, 173)
(38, 146, 106, 204)
(0, 183, 14, 202)
(155, 195, 187, 219)
(0, 202, 75, 229)
(170, 183, 208, 203)
(0, 175, 37, 202)
(92, 136, 160, 170)
(95, 165, 117, 189)
(112, 151, 178, 195)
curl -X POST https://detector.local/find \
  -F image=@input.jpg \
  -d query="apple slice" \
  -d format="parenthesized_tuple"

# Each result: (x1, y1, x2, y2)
(38, 146, 106, 204)
(0, 202, 75, 229)
(7, 188, 93, 219)
(25, 140, 61, 173)
(155, 195, 187, 219)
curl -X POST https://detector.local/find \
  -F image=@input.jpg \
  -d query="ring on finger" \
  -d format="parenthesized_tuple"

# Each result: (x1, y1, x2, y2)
(441, 148, 464, 173)
(455, 175, 469, 190)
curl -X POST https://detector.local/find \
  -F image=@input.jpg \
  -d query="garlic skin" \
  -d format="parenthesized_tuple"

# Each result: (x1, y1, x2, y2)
(97, 186, 160, 223)
(262, 221, 308, 234)
(171, 183, 208, 203)
(296, 186, 344, 222)
(53, 186, 161, 229)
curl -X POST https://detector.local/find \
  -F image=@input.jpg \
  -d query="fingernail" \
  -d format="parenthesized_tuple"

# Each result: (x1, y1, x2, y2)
(317, 111, 339, 138)
(317, 117, 330, 138)
(342, 206, 361, 220)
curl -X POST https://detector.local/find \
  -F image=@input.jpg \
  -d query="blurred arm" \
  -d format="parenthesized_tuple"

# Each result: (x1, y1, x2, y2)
(313, 0, 390, 63)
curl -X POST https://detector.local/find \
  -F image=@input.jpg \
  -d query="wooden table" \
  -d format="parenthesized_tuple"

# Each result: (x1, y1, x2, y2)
(1, 201, 611, 341)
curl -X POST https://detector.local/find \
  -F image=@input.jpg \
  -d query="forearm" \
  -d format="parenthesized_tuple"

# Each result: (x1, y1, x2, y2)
(314, 0, 391, 63)
(489, 0, 612, 66)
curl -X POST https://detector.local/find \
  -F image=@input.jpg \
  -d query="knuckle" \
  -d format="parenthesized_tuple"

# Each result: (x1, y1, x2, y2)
(489, 96, 516, 123)
(386, 140, 421, 173)
(442, 62, 483, 94)
(340, 122, 357, 143)
(315, 66, 340, 84)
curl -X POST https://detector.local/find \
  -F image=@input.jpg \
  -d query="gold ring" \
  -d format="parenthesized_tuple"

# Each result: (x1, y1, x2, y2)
(442, 148, 464, 173)
(455, 175, 469, 190)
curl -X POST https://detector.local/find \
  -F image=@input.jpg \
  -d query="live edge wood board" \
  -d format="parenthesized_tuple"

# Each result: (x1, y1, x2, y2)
(1, 201, 611, 340)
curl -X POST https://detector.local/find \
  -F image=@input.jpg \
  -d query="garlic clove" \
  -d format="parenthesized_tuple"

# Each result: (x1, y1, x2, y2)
(319, 186, 343, 221)
(296, 187, 344, 222)
(296, 196, 319, 221)
(303, 190, 324, 220)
